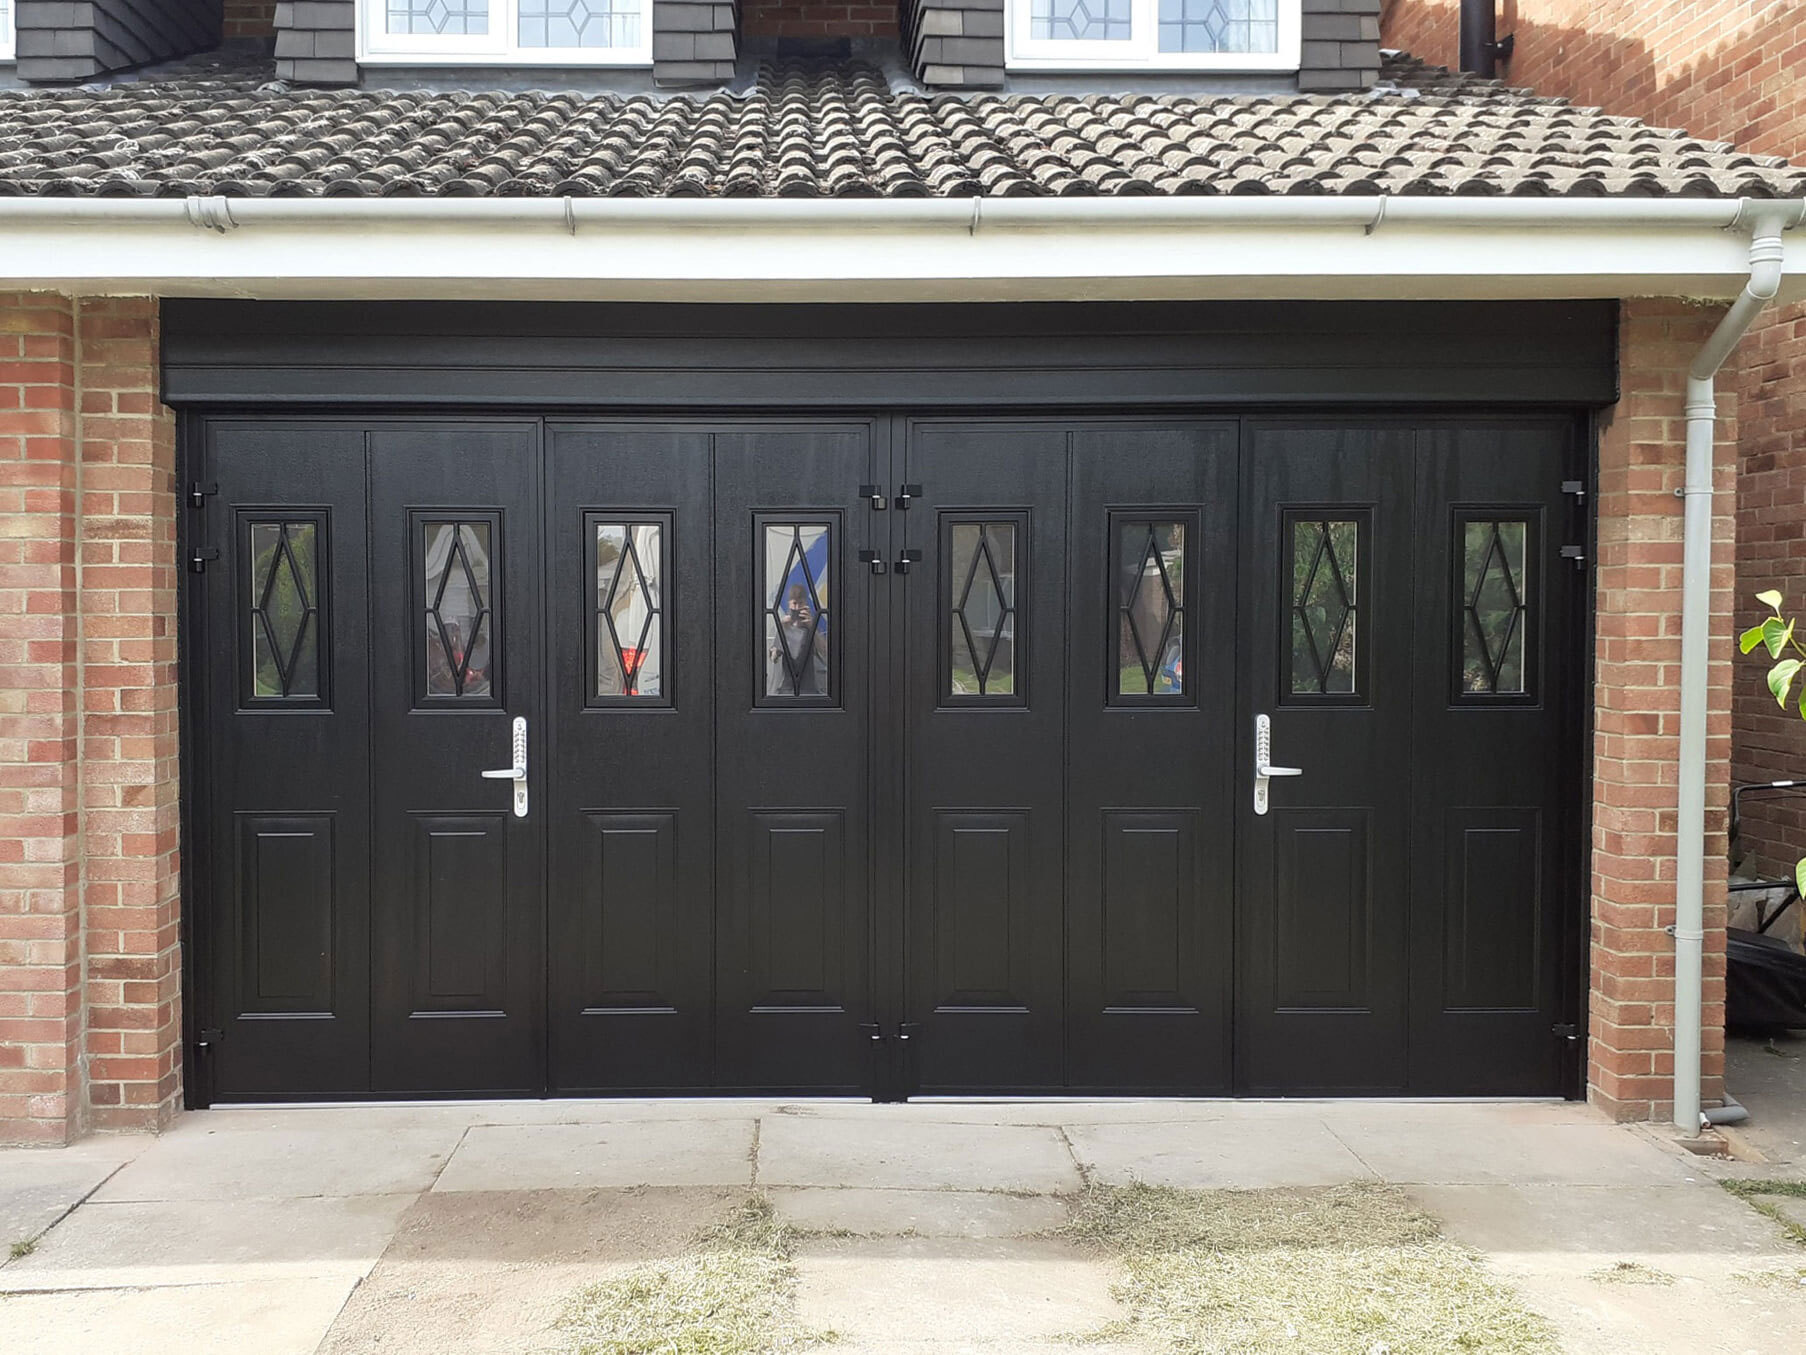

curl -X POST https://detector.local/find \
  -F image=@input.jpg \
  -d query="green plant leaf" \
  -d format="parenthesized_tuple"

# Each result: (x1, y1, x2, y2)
(1763, 616, 1794, 659)
(1742, 623, 1772, 654)
(1758, 589, 1785, 611)
(1797, 858, 1806, 898)
(1769, 659, 1803, 708)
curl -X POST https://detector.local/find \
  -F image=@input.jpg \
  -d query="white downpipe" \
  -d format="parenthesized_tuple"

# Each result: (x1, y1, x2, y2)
(1674, 200, 1803, 1134)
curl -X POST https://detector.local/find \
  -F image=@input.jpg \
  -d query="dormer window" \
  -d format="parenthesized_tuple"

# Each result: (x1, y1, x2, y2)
(1008, 0, 1300, 71)
(359, 0, 651, 64)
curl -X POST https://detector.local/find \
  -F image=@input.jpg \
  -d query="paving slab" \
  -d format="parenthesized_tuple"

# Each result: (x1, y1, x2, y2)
(0, 1137, 146, 1245)
(1509, 1269, 1806, 1355)
(1, 1275, 360, 1355)
(318, 1187, 737, 1355)
(1064, 1116, 1373, 1188)
(0, 1194, 413, 1291)
(770, 1187, 1070, 1238)
(1328, 1118, 1693, 1185)
(431, 1118, 755, 1191)
(1411, 1183, 1801, 1277)
(92, 1121, 465, 1202)
(758, 1114, 1082, 1192)
(1725, 1031, 1806, 1172)
(794, 1236, 1123, 1344)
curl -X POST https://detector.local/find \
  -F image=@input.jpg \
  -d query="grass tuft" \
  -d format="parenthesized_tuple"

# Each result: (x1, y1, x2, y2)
(7, 1238, 36, 1261)
(1719, 1179, 1806, 1248)
(1058, 1181, 1558, 1355)
(551, 1195, 833, 1355)
(1587, 1260, 1674, 1286)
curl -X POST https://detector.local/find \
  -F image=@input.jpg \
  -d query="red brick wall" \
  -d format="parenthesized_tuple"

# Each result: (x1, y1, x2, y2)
(741, 0, 899, 39)
(223, 0, 277, 41)
(0, 295, 181, 1146)
(1383, 1, 1806, 886)
(1590, 298, 1737, 1122)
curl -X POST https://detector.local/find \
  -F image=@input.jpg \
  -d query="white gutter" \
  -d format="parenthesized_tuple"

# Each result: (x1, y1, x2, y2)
(1674, 199, 1804, 1135)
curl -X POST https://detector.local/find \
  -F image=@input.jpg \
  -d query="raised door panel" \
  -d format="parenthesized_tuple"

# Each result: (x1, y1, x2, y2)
(234, 814, 336, 1016)
(748, 811, 847, 1008)
(1272, 811, 1371, 1011)
(410, 814, 511, 1014)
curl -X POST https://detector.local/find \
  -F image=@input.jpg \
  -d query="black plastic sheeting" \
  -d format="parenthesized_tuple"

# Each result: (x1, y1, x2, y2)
(1727, 927, 1806, 1033)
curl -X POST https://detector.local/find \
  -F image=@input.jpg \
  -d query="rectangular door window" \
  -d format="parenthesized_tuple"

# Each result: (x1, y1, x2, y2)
(592, 517, 666, 703)
(948, 519, 1021, 701)
(762, 521, 833, 702)
(1458, 515, 1533, 699)
(421, 519, 498, 700)
(247, 518, 325, 703)
(1113, 518, 1187, 700)
(1287, 515, 1361, 698)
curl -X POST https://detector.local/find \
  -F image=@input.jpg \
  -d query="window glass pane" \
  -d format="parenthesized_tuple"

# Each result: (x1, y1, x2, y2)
(764, 524, 831, 698)
(1158, 0, 1279, 53)
(250, 521, 320, 699)
(387, 0, 489, 35)
(1290, 519, 1357, 695)
(950, 522, 1019, 698)
(1461, 519, 1529, 695)
(597, 522, 662, 698)
(519, 0, 640, 47)
(1031, 0, 1132, 41)
(1116, 521, 1185, 697)
(424, 522, 495, 699)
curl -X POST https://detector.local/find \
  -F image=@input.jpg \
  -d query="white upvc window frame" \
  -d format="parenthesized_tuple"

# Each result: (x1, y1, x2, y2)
(1008, 0, 1300, 72)
(358, 0, 652, 66)
(1, 0, 16, 63)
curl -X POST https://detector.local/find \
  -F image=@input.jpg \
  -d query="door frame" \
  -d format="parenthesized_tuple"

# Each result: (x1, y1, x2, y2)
(178, 405, 1596, 1108)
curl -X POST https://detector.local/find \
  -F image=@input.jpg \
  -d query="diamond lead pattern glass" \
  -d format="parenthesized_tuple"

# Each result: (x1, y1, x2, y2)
(423, 522, 495, 699)
(950, 523, 1019, 698)
(596, 523, 662, 699)
(519, 0, 640, 48)
(1117, 521, 1185, 697)
(249, 522, 320, 699)
(1031, 0, 1132, 40)
(1290, 519, 1358, 696)
(387, 0, 489, 34)
(1158, 0, 1278, 53)
(1462, 519, 1529, 695)
(764, 524, 831, 698)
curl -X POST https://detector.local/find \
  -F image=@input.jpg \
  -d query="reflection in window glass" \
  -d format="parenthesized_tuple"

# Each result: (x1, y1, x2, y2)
(1462, 519, 1529, 695)
(950, 522, 1019, 698)
(250, 521, 320, 699)
(764, 524, 831, 698)
(1158, 0, 1278, 54)
(387, 0, 488, 34)
(1290, 519, 1357, 695)
(1031, 0, 1131, 40)
(423, 522, 495, 699)
(1117, 521, 1185, 697)
(519, 0, 640, 47)
(596, 523, 662, 699)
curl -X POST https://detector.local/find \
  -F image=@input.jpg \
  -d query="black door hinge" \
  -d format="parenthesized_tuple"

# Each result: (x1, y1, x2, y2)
(896, 483, 921, 510)
(189, 480, 219, 508)
(895, 548, 923, 575)
(1559, 545, 1585, 570)
(858, 484, 887, 511)
(189, 547, 221, 574)
(858, 549, 887, 576)
(1560, 479, 1586, 501)
(1552, 1023, 1579, 1042)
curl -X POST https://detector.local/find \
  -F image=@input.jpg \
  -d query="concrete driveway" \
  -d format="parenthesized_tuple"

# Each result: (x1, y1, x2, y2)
(3, 1098, 1804, 1355)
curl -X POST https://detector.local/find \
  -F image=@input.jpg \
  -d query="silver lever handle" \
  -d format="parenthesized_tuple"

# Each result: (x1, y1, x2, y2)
(480, 716, 529, 818)
(1254, 713, 1301, 816)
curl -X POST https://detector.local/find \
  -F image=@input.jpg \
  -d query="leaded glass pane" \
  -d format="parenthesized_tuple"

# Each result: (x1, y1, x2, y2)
(387, 0, 489, 36)
(597, 522, 662, 699)
(1031, 0, 1132, 42)
(1462, 519, 1528, 695)
(764, 524, 830, 698)
(520, 0, 641, 47)
(250, 522, 320, 699)
(950, 523, 1019, 698)
(1158, 0, 1279, 53)
(1290, 519, 1357, 696)
(423, 522, 495, 699)
(1117, 521, 1185, 697)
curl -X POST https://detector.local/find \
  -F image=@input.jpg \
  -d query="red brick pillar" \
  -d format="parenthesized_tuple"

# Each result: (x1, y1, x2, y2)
(0, 295, 181, 1144)
(1590, 298, 1736, 1122)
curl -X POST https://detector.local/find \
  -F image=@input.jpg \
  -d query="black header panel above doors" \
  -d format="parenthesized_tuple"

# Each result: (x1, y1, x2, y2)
(160, 300, 1619, 411)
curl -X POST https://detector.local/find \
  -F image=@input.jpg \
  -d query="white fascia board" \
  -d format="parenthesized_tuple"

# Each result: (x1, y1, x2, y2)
(0, 197, 1800, 303)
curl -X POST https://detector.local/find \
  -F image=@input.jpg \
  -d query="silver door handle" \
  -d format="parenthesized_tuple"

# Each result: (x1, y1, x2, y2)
(481, 716, 529, 818)
(1254, 713, 1302, 816)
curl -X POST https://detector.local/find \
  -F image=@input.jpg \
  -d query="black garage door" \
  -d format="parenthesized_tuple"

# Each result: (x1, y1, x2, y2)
(187, 411, 1583, 1102)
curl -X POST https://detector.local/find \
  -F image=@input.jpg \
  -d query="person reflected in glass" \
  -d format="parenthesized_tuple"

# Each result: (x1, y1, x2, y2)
(768, 582, 828, 696)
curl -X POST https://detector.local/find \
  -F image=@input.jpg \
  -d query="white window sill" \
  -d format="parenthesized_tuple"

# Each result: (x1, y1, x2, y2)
(358, 51, 653, 66)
